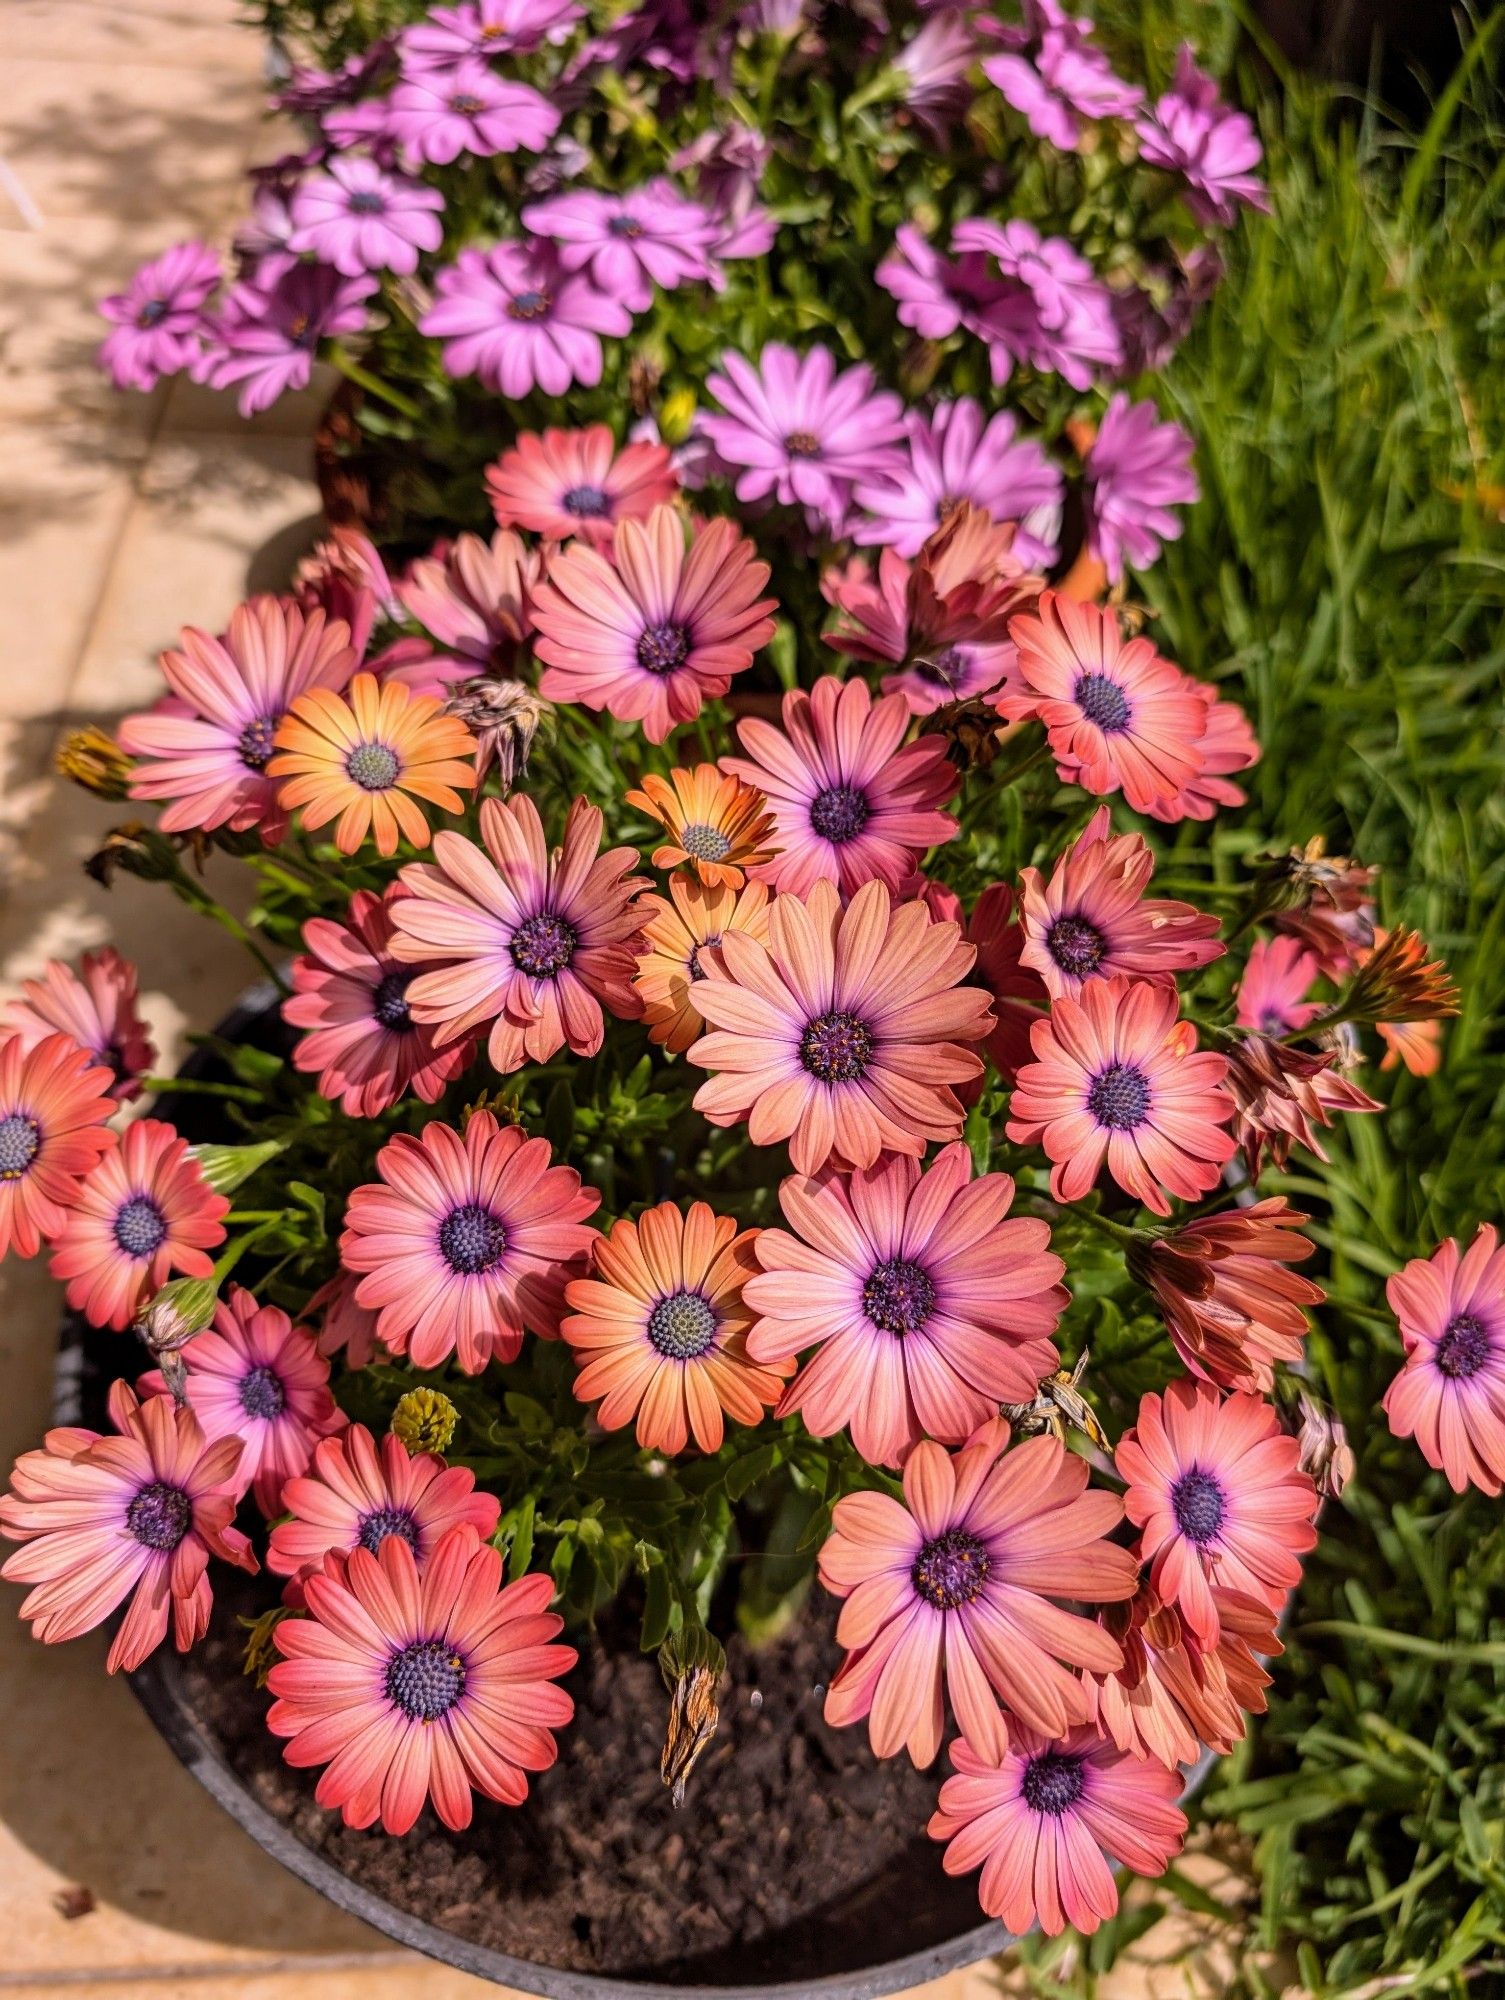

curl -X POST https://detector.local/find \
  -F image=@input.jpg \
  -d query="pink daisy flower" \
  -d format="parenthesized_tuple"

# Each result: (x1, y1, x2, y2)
(267, 1527, 575, 1832)
(48, 1119, 228, 1332)
(386, 60, 559, 165)
(1018, 805, 1223, 1000)
(1137, 45, 1271, 229)
(340, 1111, 600, 1373)
(390, 795, 648, 1074)
(853, 398, 1064, 568)
(522, 179, 719, 314)
(284, 886, 474, 1118)
(876, 225, 1006, 346)
(1384, 1225, 1505, 1496)
(143, 1287, 346, 1518)
(744, 1144, 1066, 1468)
(421, 241, 633, 396)
(396, 528, 540, 688)
(1235, 935, 1322, 1037)
(0, 1035, 117, 1262)
(399, 0, 583, 72)
(1085, 1581, 1276, 1769)
(0, 1380, 254, 1675)
(531, 507, 775, 743)
(1153, 681, 1259, 824)
(267, 1423, 501, 1603)
(309, 1270, 383, 1370)
(2, 948, 155, 1102)
(287, 156, 445, 277)
(97, 240, 221, 393)
(928, 1726, 1186, 1937)
(118, 596, 358, 844)
(193, 263, 376, 419)
(1006, 975, 1235, 1217)
(982, 0, 1143, 156)
(1082, 394, 1199, 582)
(698, 344, 907, 536)
(1002, 593, 1208, 817)
(1137, 1197, 1323, 1395)
(819, 1422, 1135, 1764)
(950, 218, 1123, 390)
(689, 878, 991, 1176)
(1117, 1379, 1320, 1646)
(485, 424, 678, 545)
(721, 676, 957, 899)
(968, 883, 1048, 1081)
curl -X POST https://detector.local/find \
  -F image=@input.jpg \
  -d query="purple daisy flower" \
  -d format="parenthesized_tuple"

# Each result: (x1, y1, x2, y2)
(97, 242, 221, 394)
(1137, 45, 1271, 228)
(1109, 245, 1223, 377)
(233, 185, 299, 286)
(288, 156, 445, 278)
(398, 0, 583, 75)
(194, 264, 376, 417)
(983, 0, 1142, 154)
(896, 10, 978, 138)
(672, 126, 776, 261)
(274, 40, 396, 114)
(854, 398, 1064, 568)
(420, 241, 633, 396)
(386, 59, 560, 164)
(320, 98, 401, 160)
(1083, 393, 1199, 581)
(951, 218, 1121, 390)
(876, 224, 1003, 343)
(521, 178, 719, 313)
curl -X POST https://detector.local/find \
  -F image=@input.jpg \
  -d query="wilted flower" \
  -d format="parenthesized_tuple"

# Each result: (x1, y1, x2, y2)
(441, 678, 546, 791)
(1286, 1384, 1355, 1499)
(1342, 927, 1460, 1029)
(1223, 1031, 1381, 1178)
(1261, 837, 1377, 976)
(54, 728, 133, 800)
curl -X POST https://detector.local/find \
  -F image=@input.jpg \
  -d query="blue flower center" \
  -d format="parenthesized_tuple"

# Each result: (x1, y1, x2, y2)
(237, 714, 281, 771)
(450, 93, 485, 114)
(438, 1201, 507, 1275)
(679, 822, 732, 862)
(1073, 672, 1132, 733)
(126, 1480, 192, 1552)
(239, 1363, 287, 1420)
(916, 647, 967, 689)
(508, 288, 551, 320)
(113, 1195, 169, 1259)
(646, 1288, 718, 1360)
(386, 1637, 466, 1719)
(911, 1528, 991, 1610)
(799, 1009, 874, 1084)
(371, 968, 415, 1032)
(358, 1504, 420, 1554)
(1047, 915, 1107, 978)
(347, 191, 386, 216)
(1087, 1060, 1150, 1131)
(863, 1258, 935, 1336)
(608, 214, 645, 238)
(783, 430, 821, 457)
(136, 297, 169, 328)
(562, 483, 610, 518)
(809, 783, 869, 845)
(1436, 1312, 1489, 1380)
(1022, 1750, 1085, 1816)
(0, 1112, 41, 1181)
(1171, 1467, 1225, 1545)
(686, 932, 721, 982)
(345, 742, 401, 792)
(509, 910, 578, 978)
(636, 622, 691, 675)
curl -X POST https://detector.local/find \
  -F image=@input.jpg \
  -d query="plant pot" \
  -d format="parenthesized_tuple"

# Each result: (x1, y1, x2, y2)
(53, 991, 1219, 1999)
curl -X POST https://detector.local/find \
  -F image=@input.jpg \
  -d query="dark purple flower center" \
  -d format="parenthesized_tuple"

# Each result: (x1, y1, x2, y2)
(345, 741, 401, 792)
(686, 932, 721, 981)
(1171, 1467, 1225, 1545)
(809, 783, 869, 845)
(636, 622, 692, 675)
(561, 483, 610, 518)
(863, 1258, 935, 1336)
(386, 1637, 466, 1719)
(239, 1363, 287, 1420)
(508, 287, 552, 321)
(1021, 1750, 1085, 1816)
(510, 910, 578, 978)
(1261, 1007, 1288, 1035)
(438, 1201, 508, 1275)
(450, 92, 486, 114)
(113, 1195, 169, 1259)
(608, 214, 645, 239)
(358, 1504, 420, 1554)
(1087, 1060, 1150, 1131)
(1048, 915, 1107, 978)
(371, 967, 416, 1032)
(1436, 1312, 1489, 1380)
(1073, 672, 1132, 733)
(347, 190, 386, 216)
(679, 821, 733, 863)
(126, 1480, 192, 1552)
(911, 1527, 991, 1610)
(237, 713, 281, 771)
(799, 1009, 874, 1084)
(783, 430, 821, 458)
(646, 1288, 718, 1360)
(0, 1113, 41, 1181)
(136, 297, 169, 328)
(916, 647, 967, 689)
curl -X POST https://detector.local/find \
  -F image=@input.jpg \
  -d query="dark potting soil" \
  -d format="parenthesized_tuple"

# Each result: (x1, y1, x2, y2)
(181, 1566, 984, 1984)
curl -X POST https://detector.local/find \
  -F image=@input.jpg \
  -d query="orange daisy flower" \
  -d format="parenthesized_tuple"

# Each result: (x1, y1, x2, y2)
(624, 764, 777, 890)
(562, 1202, 790, 1456)
(634, 876, 772, 1054)
(268, 672, 476, 857)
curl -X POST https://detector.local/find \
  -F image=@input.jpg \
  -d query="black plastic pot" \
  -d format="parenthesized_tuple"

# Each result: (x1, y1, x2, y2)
(53, 989, 1218, 1999)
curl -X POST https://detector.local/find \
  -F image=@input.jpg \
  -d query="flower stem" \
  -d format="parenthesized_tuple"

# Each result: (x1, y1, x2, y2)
(327, 344, 424, 421)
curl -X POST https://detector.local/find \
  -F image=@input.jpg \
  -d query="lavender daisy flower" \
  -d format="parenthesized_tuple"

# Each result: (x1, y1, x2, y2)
(698, 344, 908, 537)
(567, 0, 708, 90)
(288, 157, 444, 278)
(1137, 46, 1271, 228)
(672, 126, 776, 261)
(194, 264, 376, 417)
(1083, 393, 1199, 581)
(896, 10, 978, 139)
(854, 399, 1063, 568)
(398, 0, 583, 74)
(320, 98, 401, 160)
(420, 241, 633, 396)
(97, 242, 221, 393)
(983, 0, 1142, 154)
(233, 185, 299, 285)
(876, 224, 1003, 343)
(274, 40, 395, 114)
(1109, 246, 1223, 377)
(386, 60, 560, 165)
(951, 218, 1121, 390)
(522, 179, 719, 313)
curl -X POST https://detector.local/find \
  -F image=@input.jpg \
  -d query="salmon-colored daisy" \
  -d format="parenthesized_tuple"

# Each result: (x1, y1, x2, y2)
(1234, 935, 1323, 1037)
(390, 795, 649, 1074)
(1384, 1224, 1505, 1496)
(0, 1034, 117, 1262)
(1116, 1379, 1319, 1646)
(267, 671, 477, 857)
(744, 1144, 1065, 1467)
(531, 507, 775, 742)
(48, 1119, 228, 1331)
(967, 883, 1048, 1081)
(395, 529, 539, 689)
(485, 423, 678, 544)
(819, 1421, 1135, 1764)
(2, 949, 155, 1102)
(625, 764, 778, 889)
(1005, 975, 1235, 1217)
(688, 878, 992, 1176)
(267, 1527, 575, 1832)
(1002, 593, 1208, 816)
(562, 1202, 788, 1456)
(1019, 805, 1223, 1001)
(1153, 678, 1260, 824)
(1085, 1580, 1278, 1768)
(634, 875, 772, 1054)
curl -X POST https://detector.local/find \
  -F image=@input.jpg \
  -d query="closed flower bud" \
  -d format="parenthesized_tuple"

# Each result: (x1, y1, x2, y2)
(134, 1275, 220, 1403)
(55, 727, 132, 800)
(390, 1387, 459, 1456)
